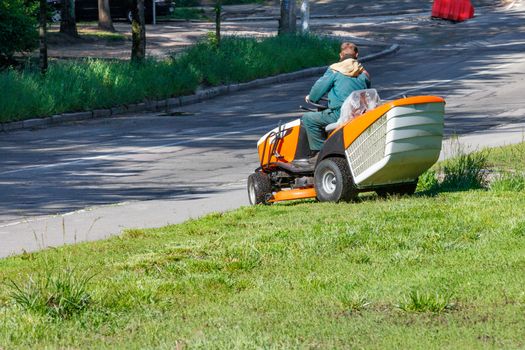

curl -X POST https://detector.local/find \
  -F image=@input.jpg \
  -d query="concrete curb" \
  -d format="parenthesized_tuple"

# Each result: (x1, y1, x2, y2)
(1, 44, 400, 133)
(221, 3, 495, 22)
(224, 9, 427, 22)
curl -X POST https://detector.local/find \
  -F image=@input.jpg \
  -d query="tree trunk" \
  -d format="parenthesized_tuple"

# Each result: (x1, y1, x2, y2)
(60, 0, 78, 37)
(39, 0, 48, 74)
(278, 0, 296, 35)
(131, 0, 146, 62)
(215, 0, 222, 46)
(98, 0, 115, 32)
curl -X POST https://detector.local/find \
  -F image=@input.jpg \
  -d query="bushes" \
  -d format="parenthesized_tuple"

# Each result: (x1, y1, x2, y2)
(178, 34, 339, 86)
(0, 60, 199, 121)
(0, 0, 38, 66)
(0, 34, 339, 122)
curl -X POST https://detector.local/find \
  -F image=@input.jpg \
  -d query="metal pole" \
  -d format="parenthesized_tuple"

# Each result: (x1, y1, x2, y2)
(153, 0, 156, 25)
(300, 0, 309, 33)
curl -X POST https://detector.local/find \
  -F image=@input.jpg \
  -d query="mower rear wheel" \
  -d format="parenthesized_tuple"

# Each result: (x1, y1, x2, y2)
(247, 172, 272, 205)
(376, 180, 418, 198)
(314, 157, 357, 202)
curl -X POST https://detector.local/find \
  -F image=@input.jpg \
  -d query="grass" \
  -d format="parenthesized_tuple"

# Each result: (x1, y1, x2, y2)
(397, 290, 454, 313)
(48, 27, 127, 41)
(486, 140, 525, 172)
(162, 7, 209, 20)
(1, 143, 525, 348)
(490, 172, 525, 192)
(1, 34, 339, 123)
(8, 267, 94, 319)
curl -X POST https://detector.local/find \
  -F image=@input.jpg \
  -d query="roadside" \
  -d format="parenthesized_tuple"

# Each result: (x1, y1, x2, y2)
(1, 143, 524, 348)
(4, 0, 518, 127)
(1, 42, 395, 131)
(43, 0, 508, 60)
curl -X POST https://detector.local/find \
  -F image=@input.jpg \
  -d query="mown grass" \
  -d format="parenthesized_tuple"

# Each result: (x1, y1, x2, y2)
(1, 143, 525, 349)
(0, 34, 339, 123)
(48, 27, 127, 41)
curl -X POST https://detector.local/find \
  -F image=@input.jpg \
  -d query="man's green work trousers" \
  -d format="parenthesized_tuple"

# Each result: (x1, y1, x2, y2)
(301, 109, 339, 152)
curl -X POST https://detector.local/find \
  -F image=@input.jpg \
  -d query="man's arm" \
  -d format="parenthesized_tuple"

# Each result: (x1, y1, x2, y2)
(309, 69, 336, 102)
(358, 71, 371, 89)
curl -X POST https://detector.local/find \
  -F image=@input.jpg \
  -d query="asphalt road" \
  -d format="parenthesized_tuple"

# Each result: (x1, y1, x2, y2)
(1, 2, 524, 257)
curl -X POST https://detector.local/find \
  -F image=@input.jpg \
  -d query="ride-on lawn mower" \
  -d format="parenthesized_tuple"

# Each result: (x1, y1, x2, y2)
(247, 89, 445, 204)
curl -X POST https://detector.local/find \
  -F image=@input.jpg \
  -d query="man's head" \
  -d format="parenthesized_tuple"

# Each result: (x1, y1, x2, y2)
(339, 42, 359, 61)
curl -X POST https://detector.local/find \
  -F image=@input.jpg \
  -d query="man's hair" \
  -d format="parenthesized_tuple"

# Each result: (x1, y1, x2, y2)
(340, 42, 359, 60)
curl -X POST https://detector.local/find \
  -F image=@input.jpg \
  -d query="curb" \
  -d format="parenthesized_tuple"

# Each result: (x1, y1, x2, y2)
(159, 9, 427, 23)
(1, 44, 400, 133)
(221, 3, 496, 22)
(224, 9, 427, 22)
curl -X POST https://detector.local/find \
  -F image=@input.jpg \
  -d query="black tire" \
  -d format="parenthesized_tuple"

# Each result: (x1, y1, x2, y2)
(376, 180, 418, 198)
(314, 157, 357, 202)
(247, 172, 272, 205)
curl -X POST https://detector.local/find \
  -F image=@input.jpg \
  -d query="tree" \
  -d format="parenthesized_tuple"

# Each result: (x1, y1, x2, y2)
(39, 0, 47, 74)
(98, 0, 115, 32)
(278, 0, 296, 35)
(215, 0, 222, 46)
(60, 0, 78, 37)
(131, 0, 146, 62)
(0, 0, 38, 66)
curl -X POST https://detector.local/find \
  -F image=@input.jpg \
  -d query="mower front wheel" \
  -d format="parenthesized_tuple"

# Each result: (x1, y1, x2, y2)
(314, 157, 357, 202)
(247, 172, 272, 205)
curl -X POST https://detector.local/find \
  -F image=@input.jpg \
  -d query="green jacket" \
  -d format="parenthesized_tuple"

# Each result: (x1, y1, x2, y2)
(309, 68, 371, 117)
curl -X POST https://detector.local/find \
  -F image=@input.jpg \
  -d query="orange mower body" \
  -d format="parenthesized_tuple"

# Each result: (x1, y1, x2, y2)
(248, 90, 445, 204)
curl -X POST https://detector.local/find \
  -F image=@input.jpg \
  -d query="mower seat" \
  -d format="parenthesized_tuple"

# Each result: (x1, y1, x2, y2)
(325, 89, 380, 132)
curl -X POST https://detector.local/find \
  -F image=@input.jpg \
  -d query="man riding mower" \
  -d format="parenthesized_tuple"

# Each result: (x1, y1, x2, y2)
(247, 43, 445, 204)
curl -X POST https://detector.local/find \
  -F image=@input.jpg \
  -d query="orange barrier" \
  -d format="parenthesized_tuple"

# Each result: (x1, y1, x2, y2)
(431, 0, 474, 22)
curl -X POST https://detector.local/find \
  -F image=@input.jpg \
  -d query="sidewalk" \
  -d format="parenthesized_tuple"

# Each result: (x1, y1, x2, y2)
(45, 0, 512, 61)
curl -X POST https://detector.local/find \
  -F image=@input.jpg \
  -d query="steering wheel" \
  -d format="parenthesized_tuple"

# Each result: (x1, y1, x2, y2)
(301, 95, 328, 112)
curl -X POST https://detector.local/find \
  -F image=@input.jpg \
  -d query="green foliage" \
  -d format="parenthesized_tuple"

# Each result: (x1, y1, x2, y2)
(1, 34, 339, 122)
(221, 0, 265, 4)
(416, 169, 439, 192)
(486, 141, 525, 172)
(398, 290, 454, 313)
(177, 34, 339, 86)
(7, 267, 94, 319)
(0, 0, 38, 65)
(0, 59, 199, 121)
(490, 172, 525, 192)
(336, 291, 370, 312)
(174, 0, 200, 6)
(441, 145, 488, 190)
(166, 7, 208, 20)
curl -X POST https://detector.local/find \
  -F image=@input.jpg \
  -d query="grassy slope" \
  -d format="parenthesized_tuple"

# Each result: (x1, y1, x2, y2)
(1, 144, 525, 349)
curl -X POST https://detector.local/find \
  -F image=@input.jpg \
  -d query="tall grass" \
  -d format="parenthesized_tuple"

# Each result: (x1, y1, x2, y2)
(7, 266, 94, 319)
(398, 290, 454, 313)
(490, 172, 525, 192)
(177, 34, 339, 86)
(0, 59, 198, 121)
(0, 34, 339, 122)
(441, 150, 488, 190)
